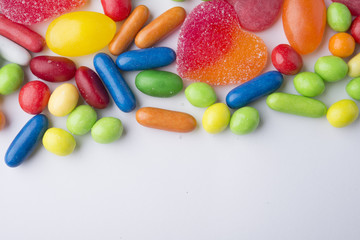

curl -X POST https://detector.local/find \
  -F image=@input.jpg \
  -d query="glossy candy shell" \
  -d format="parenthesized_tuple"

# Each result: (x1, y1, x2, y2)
(94, 53, 136, 112)
(226, 71, 283, 109)
(5, 114, 48, 167)
(282, 0, 326, 55)
(30, 56, 76, 82)
(116, 47, 176, 71)
(75, 66, 109, 109)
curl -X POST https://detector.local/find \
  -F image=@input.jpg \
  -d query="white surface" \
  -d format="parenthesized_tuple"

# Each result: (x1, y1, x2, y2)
(1, 0, 360, 239)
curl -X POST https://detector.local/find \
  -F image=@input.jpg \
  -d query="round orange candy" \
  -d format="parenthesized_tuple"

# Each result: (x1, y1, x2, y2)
(0, 110, 6, 130)
(329, 32, 355, 58)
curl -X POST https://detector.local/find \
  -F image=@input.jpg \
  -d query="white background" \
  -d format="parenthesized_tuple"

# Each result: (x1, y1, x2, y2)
(1, 0, 360, 239)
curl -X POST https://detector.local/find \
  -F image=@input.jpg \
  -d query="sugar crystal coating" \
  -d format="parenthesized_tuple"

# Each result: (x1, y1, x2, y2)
(177, 0, 267, 85)
(0, 0, 87, 25)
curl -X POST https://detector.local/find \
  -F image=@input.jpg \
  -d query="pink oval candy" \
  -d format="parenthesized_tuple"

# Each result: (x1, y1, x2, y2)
(226, 0, 284, 32)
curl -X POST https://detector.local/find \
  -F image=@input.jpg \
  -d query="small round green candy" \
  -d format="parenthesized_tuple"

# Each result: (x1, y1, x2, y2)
(185, 82, 217, 108)
(0, 63, 24, 95)
(314, 55, 348, 82)
(293, 72, 325, 97)
(346, 77, 360, 100)
(327, 3, 352, 32)
(91, 117, 123, 144)
(67, 105, 97, 135)
(230, 107, 260, 135)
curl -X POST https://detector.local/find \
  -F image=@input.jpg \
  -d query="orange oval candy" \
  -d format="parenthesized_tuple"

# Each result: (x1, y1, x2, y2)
(282, 0, 326, 55)
(136, 107, 196, 133)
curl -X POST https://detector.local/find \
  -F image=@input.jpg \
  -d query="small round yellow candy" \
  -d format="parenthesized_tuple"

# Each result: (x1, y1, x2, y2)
(46, 11, 116, 57)
(48, 83, 79, 117)
(43, 128, 76, 156)
(327, 99, 359, 128)
(202, 103, 231, 134)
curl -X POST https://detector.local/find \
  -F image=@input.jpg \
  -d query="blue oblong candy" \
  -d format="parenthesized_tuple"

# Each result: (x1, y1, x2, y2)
(116, 47, 176, 71)
(94, 53, 136, 112)
(5, 114, 48, 168)
(226, 71, 284, 109)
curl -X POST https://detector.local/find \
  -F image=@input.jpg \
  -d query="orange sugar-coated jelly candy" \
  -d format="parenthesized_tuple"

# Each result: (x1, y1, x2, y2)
(283, 0, 326, 55)
(176, 0, 267, 86)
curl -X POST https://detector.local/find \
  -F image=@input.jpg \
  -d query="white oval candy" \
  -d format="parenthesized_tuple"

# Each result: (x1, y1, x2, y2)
(0, 35, 31, 66)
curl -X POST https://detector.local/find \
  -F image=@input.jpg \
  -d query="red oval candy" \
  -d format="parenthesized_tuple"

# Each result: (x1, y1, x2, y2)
(75, 66, 110, 109)
(19, 81, 51, 115)
(101, 0, 131, 22)
(0, 14, 45, 53)
(30, 56, 77, 82)
(271, 44, 303, 75)
(351, 16, 360, 43)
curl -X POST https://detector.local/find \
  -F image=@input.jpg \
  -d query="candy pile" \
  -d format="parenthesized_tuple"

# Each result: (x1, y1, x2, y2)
(1, 0, 360, 168)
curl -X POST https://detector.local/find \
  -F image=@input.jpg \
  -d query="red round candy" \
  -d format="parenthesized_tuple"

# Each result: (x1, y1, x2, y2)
(30, 56, 77, 82)
(351, 16, 360, 43)
(19, 81, 51, 115)
(101, 0, 131, 22)
(75, 66, 110, 109)
(271, 44, 303, 75)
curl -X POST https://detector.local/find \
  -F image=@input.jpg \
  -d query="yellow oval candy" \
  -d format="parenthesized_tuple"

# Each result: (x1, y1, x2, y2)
(327, 99, 359, 128)
(46, 11, 116, 57)
(202, 103, 231, 134)
(43, 128, 76, 156)
(48, 83, 79, 117)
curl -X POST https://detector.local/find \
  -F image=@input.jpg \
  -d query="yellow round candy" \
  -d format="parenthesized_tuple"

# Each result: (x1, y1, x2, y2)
(43, 128, 76, 156)
(46, 11, 116, 57)
(327, 99, 359, 128)
(48, 83, 79, 117)
(202, 103, 231, 134)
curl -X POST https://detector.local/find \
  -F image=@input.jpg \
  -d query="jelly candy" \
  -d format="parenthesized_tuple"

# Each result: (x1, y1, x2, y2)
(136, 107, 196, 133)
(332, 0, 360, 16)
(271, 44, 303, 75)
(0, 0, 87, 25)
(5, 114, 48, 167)
(177, 0, 267, 85)
(0, 35, 31, 66)
(283, 0, 326, 55)
(30, 56, 77, 82)
(91, 117, 123, 143)
(135, 70, 183, 98)
(101, 0, 131, 22)
(327, 100, 359, 128)
(225, 0, 283, 32)
(350, 16, 360, 43)
(46, 12, 116, 57)
(19, 81, 51, 115)
(0, 14, 45, 53)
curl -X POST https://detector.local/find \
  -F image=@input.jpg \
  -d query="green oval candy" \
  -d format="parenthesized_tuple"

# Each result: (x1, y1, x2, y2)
(135, 70, 183, 97)
(314, 56, 348, 82)
(91, 117, 123, 144)
(293, 72, 325, 97)
(67, 105, 97, 135)
(230, 107, 260, 135)
(327, 3, 352, 32)
(267, 93, 327, 118)
(185, 82, 216, 108)
(346, 77, 360, 100)
(0, 63, 24, 95)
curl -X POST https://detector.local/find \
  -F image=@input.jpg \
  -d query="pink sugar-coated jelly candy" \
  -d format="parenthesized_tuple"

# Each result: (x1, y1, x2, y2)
(332, 0, 360, 16)
(177, 0, 268, 86)
(226, 0, 284, 32)
(0, 0, 87, 25)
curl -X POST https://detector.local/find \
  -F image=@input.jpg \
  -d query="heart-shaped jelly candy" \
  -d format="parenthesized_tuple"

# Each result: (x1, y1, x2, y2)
(0, 0, 87, 25)
(177, 0, 268, 86)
